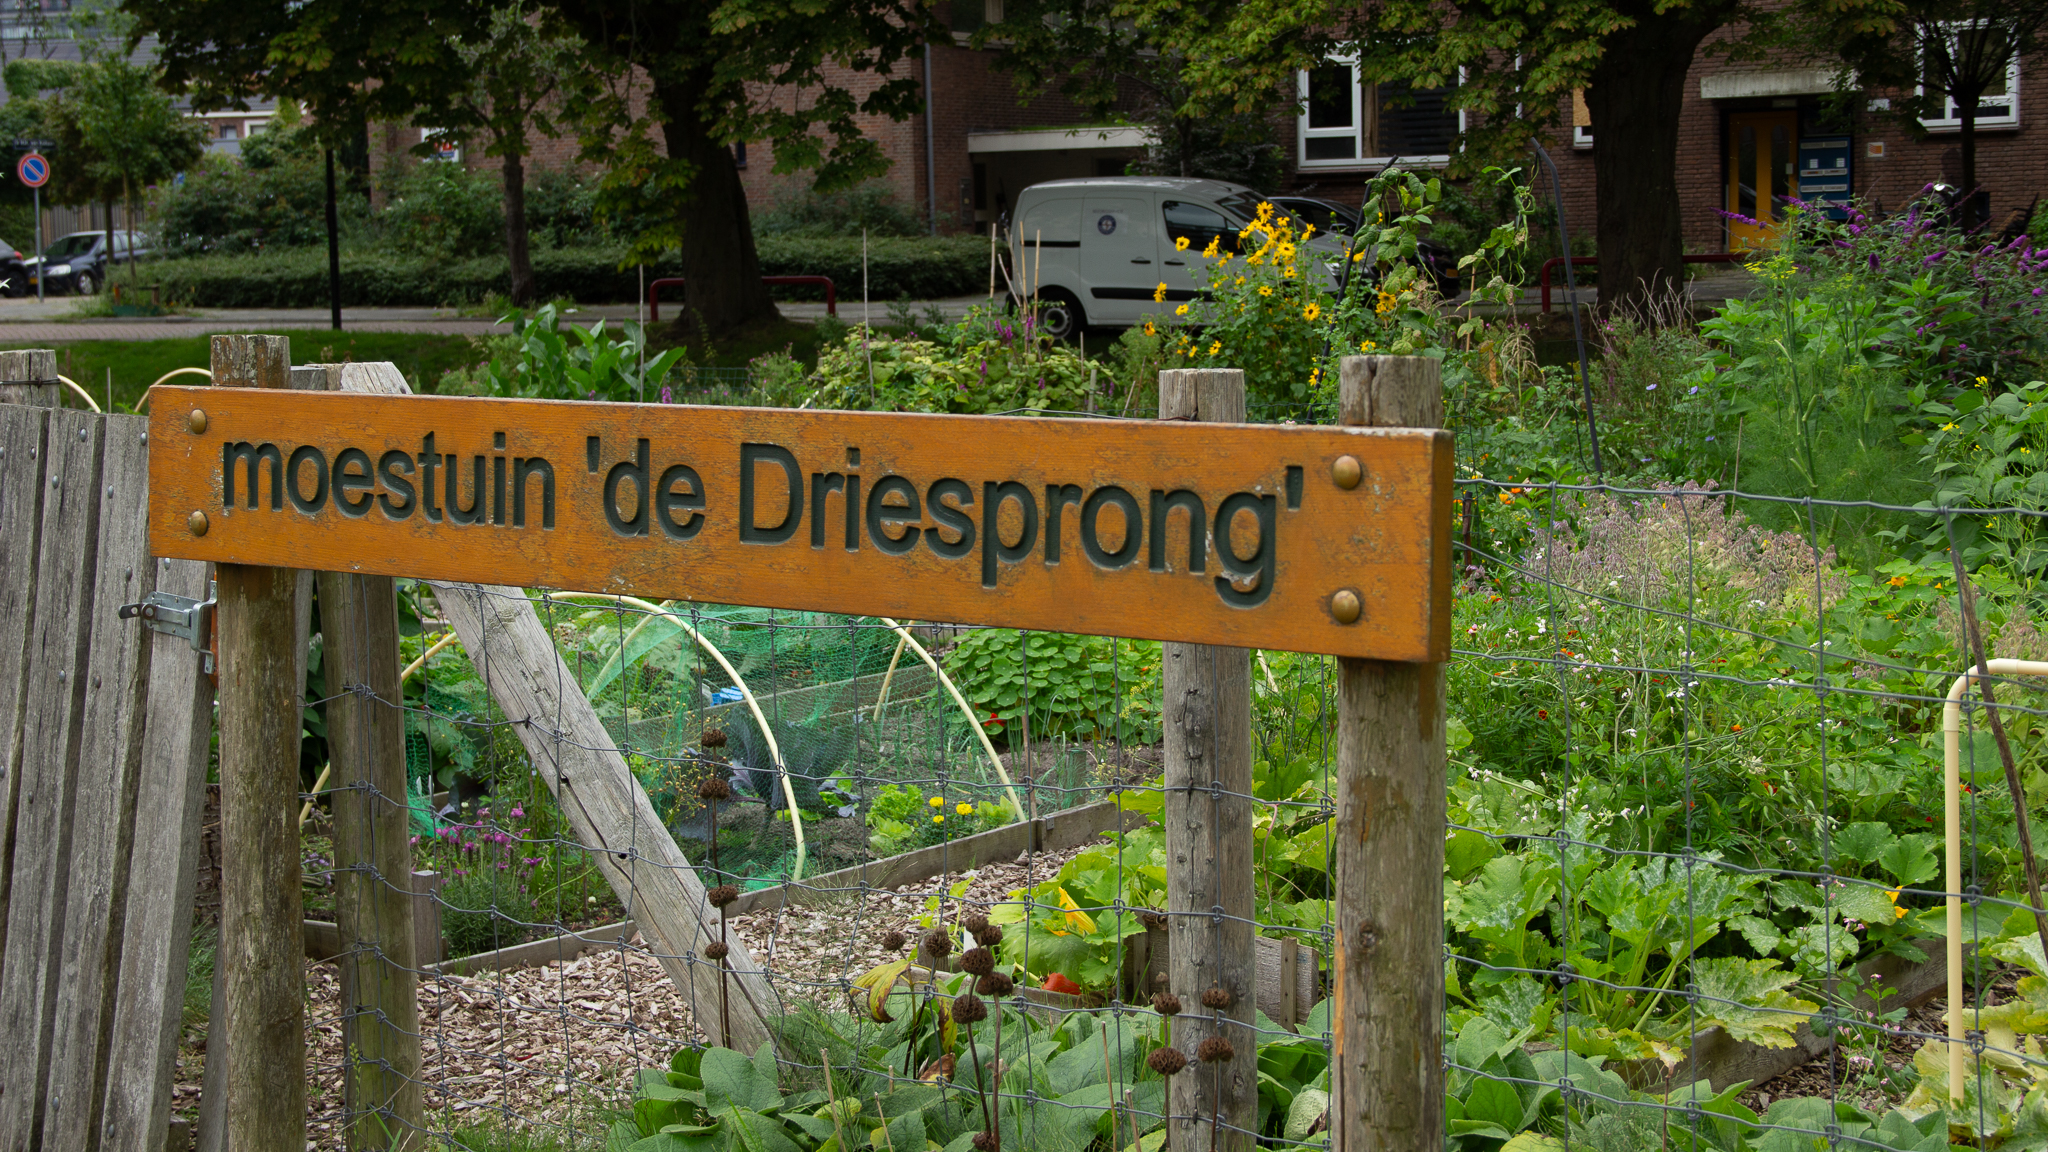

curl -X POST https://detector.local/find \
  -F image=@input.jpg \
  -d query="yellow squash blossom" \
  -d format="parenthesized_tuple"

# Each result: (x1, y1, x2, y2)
(1049, 887, 1097, 936)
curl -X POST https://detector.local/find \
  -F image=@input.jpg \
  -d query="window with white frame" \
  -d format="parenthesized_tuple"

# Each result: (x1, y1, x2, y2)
(1571, 89, 1593, 149)
(1919, 24, 2020, 129)
(421, 128, 463, 163)
(1297, 58, 1462, 168)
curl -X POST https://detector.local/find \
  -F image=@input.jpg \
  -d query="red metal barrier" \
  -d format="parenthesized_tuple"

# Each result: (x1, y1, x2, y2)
(1538, 253, 1742, 312)
(648, 275, 838, 321)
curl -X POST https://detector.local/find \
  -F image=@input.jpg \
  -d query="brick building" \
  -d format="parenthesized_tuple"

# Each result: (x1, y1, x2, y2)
(379, 6, 2048, 256)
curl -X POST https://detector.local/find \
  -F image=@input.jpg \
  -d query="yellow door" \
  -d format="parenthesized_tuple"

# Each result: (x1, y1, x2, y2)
(1726, 111, 1798, 250)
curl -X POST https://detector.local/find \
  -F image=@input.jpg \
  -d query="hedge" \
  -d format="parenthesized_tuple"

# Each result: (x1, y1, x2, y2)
(141, 235, 993, 309)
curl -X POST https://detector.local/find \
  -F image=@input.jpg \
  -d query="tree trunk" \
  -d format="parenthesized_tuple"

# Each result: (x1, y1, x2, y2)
(502, 146, 535, 306)
(1584, 9, 1727, 314)
(1959, 94, 1982, 230)
(652, 66, 779, 337)
(102, 198, 114, 293)
(123, 176, 134, 276)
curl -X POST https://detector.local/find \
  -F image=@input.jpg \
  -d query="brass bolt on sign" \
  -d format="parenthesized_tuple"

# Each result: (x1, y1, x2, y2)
(188, 510, 209, 537)
(187, 409, 208, 435)
(1329, 588, 1362, 624)
(1331, 455, 1362, 489)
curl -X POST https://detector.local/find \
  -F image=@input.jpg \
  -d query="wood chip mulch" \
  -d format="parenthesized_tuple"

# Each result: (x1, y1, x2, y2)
(175, 844, 1097, 1149)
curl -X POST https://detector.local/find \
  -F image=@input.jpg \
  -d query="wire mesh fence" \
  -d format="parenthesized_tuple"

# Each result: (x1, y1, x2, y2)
(276, 442, 2048, 1150)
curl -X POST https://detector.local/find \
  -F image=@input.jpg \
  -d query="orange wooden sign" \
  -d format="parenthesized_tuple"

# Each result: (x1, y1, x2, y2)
(146, 387, 1452, 660)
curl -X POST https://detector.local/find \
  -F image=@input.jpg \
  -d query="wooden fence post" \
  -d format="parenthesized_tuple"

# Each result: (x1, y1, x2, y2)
(313, 356, 422, 1149)
(0, 348, 58, 408)
(1332, 355, 1446, 1151)
(211, 334, 306, 1152)
(1158, 368, 1256, 1152)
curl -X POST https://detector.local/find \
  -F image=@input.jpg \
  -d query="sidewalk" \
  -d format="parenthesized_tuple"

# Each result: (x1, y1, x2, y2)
(0, 294, 999, 341)
(0, 274, 1756, 342)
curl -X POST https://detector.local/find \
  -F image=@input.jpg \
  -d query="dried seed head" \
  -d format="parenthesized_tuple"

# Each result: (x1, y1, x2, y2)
(881, 930, 907, 952)
(697, 775, 733, 802)
(701, 729, 728, 748)
(922, 929, 954, 959)
(1151, 992, 1183, 1016)
(1200, 985, 1233, 1010)
(972, 1131, 1000, 1151)
(707, 884, 740, 908)
(1147, 1046, 1188, 1076)
(961, 913, 990, 936)
(959, 947, 995, 976)
(1196, 1037, 1235, 1063)
(975, 972, 1015, 997)
(975, 924, 1004, 948)
(703, 941, 729, 961)
(951, 991, 988, 1024)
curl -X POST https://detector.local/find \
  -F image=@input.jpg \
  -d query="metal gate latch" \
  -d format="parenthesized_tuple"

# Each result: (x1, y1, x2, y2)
(120, 582, 217, 673)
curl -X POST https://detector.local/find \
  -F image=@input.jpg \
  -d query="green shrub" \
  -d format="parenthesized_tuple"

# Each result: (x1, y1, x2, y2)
(752, 180, 927, 238)
(140, 235, 991, 308)
(751, 234, 991, 301)
(382, 162, 505, 259)
(155, 133, 368, 254)
(942, 628, 1163, 745)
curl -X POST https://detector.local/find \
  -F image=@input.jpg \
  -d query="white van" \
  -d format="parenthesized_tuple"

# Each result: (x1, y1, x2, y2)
(1006, 177, 1347, 340)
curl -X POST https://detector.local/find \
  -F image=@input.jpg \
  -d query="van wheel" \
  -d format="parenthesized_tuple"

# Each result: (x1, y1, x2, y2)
(1035, 290, 1085, 342)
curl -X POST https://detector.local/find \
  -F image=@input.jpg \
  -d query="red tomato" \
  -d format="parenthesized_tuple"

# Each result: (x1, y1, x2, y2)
(1041, 973, 1081, 995)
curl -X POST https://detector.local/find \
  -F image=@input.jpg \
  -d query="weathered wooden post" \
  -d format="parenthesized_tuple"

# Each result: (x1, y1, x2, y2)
(311, 362, 422, 1149)
(1332, 354, 1447, 1150)
(0, 348, 54, 949)
(0, 348, 56, 409)
(1159, 368, 1257, 1152)
(209, 334, 307, 1151)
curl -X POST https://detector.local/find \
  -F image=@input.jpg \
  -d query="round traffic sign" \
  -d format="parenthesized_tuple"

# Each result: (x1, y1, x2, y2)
(16, 153, 47, 188)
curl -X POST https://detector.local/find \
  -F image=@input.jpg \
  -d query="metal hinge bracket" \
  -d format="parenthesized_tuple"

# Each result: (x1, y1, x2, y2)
(120, 581, 217, 674)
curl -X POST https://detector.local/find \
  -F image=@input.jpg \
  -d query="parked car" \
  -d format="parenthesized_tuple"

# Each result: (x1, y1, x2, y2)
(1265, 195, 1461, 299)
(1006, 177, 1352, 341)
(25, 230, 150, 296)
(0, 240, 29, 297)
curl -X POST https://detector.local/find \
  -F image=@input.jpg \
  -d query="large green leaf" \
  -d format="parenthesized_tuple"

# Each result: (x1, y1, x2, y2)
(1833, 821, 1897, 864)
(701, 1046, 782, 1115)
(1461, 1077, 1524, 1132)
(1876, 835, 1939, 887)
(1285, 1088, 1328, 1142)
(1688, 957, 1819, 1048)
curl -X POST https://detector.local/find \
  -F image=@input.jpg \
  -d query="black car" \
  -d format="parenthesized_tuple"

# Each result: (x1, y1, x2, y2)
(1266, 195, 1461, 299)
(25, 230, 150, 296)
